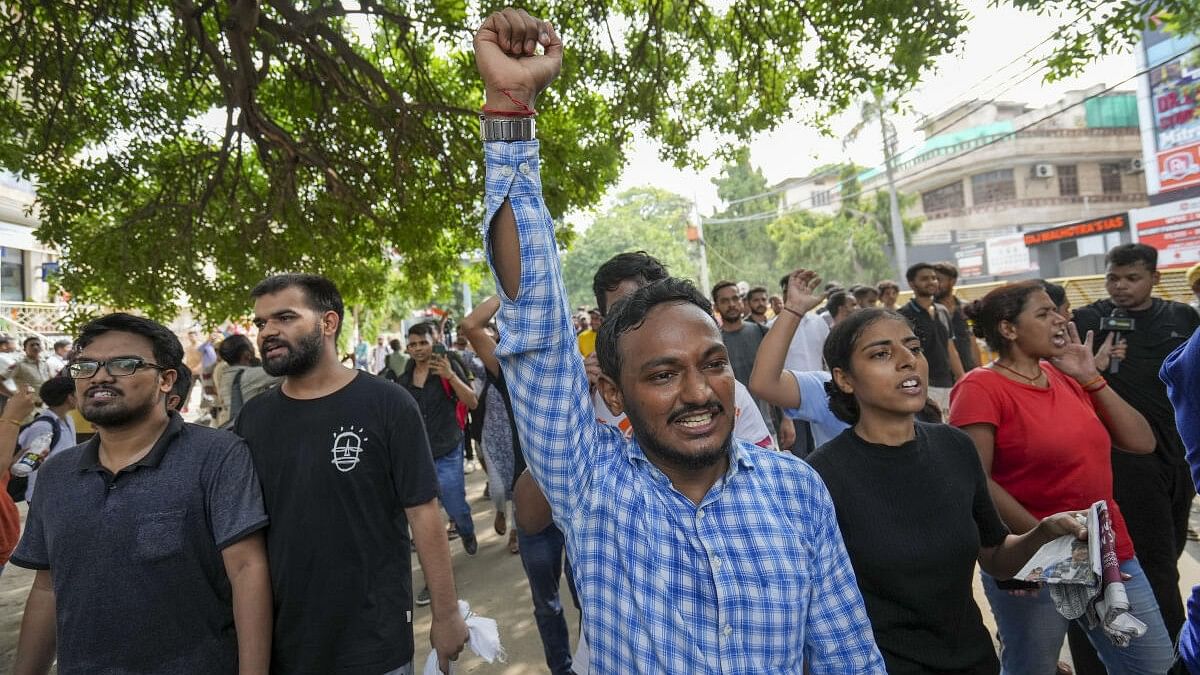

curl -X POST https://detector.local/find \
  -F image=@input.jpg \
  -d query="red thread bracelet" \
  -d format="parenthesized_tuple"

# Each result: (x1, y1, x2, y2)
(482, 89, 537, 117)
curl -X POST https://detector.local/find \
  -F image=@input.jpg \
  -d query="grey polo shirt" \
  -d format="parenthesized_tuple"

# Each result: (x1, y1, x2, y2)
(11, 412, 268, 675)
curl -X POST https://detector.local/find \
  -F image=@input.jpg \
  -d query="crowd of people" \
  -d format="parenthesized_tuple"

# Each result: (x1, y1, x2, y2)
(0, 9, 1197, 675)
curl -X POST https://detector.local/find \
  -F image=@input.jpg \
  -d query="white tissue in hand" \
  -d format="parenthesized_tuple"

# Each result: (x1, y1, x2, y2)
(422, 600, 505, 675)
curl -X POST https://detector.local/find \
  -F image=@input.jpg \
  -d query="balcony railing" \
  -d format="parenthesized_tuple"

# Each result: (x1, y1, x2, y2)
(0, 301, 74, 340)
(922, 193, 1148, 221)
(893, 127, 1140, 174)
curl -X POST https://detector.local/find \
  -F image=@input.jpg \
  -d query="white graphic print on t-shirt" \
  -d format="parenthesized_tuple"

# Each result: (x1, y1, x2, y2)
(331, 426, 368, 472)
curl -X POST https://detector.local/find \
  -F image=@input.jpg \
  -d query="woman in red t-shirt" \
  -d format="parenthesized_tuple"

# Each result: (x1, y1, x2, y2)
(949, 281, 1173, 674)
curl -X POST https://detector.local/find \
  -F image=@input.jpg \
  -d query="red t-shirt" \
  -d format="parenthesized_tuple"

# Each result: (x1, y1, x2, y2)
(949, 363, 1134, 560)
(0, 472, 21, 565)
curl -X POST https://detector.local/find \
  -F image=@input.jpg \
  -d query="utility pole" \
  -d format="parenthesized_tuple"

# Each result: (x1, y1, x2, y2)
(689, 200, 711, 295)
(878, 94, 908, 279)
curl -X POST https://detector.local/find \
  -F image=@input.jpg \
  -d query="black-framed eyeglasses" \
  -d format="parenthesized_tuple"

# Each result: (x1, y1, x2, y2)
(66, 357, 168, 380)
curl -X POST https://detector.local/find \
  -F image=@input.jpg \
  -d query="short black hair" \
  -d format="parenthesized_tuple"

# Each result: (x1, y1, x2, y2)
(710, 280, 738, 303)
(251, 274, 346, 339)
(389, 338, 402, 351)
(53, 339, 71, 350)
(169, 363, 193, 411)
(826, 290, 855, 316)
(1105, 243, 1157, 272)
(932, 261, 959, 279)
(23, 336, 40, 348)
(217, 334, 255, 366)
(823, 308, 912, 424)
(407, 322, 437, 340)
(746, 286, 768, 300)
(592, 252, 669, 314)
(876, 280, 899, 294)
(39, 375, 76, 407)
(851, 285, 876, 302)
(906, 262, 936, 283)
(75, 313, 183, 374)
(597, 278, 714, 382)
(1040, 280, 1068, 309)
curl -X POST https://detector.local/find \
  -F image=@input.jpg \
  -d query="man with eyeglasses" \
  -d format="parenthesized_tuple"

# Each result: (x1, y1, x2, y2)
(9, 313, 272, 675)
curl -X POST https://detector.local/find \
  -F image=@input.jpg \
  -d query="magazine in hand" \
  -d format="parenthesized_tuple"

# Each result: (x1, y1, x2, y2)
(1013, 500, 1147, 647)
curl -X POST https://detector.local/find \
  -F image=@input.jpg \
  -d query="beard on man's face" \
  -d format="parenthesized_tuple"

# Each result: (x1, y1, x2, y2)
(81, 384, 159, 429)
(623, 396, 732, 471)
(261, 322, 325, 377)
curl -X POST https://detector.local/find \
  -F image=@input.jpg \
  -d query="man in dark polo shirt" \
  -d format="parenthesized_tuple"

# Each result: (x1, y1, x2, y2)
(898, 262, 964, 416)
(10, 313, 271, 675)
(236, 274, 468, 675)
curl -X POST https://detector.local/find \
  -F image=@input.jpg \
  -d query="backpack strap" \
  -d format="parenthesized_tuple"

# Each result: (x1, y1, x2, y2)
(229, 368, 247, 419)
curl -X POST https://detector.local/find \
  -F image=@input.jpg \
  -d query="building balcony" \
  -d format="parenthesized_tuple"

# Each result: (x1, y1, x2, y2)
(892, 127, 1142, 174)
(922, 193, 1148, 221)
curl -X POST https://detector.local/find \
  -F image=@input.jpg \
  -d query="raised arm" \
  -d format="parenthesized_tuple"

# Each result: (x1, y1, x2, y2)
(460, 295, 502, 377)
(1051, 323, 1154, 454)
(475, 11, 599, 525)
(749, 269, 825, 409)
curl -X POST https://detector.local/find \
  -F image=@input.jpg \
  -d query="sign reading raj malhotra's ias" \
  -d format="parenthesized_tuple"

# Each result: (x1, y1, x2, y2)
(1023, 214, 1130, 247)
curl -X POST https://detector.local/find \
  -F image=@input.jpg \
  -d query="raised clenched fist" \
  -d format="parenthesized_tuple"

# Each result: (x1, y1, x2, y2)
(473, 8, 563, 114)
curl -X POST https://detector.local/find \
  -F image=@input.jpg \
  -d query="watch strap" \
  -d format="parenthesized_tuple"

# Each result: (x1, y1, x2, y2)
(480, 116, 536, 142)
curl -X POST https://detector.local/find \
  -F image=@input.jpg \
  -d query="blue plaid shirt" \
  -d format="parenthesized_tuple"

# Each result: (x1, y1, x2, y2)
(484, 141, 884, 674)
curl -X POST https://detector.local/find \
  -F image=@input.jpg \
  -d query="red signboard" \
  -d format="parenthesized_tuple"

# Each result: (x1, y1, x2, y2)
(1023, 214, 1129, 247)
(1158, 141, 1200, 192)
(1131, 200, 1200, 270)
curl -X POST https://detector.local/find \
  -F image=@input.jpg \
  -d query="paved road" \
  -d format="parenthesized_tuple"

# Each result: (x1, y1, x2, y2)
(0, 466, 1196, 673)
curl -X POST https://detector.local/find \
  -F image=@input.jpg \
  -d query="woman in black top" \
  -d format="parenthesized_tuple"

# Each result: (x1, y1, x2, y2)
(782, 269, 1084, 674)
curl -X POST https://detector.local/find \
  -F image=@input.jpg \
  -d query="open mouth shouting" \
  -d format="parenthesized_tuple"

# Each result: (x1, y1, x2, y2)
(669, 405, 723, 436)
(1051, 329, 1067, 349)
(898, 375, 923, 396)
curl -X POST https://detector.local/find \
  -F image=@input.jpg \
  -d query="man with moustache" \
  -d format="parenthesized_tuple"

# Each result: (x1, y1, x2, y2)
(744, 286, 771, 326)
(476, 9, 882, 672)
(235, 274, 468, 675)
(10, 313, 271, 675)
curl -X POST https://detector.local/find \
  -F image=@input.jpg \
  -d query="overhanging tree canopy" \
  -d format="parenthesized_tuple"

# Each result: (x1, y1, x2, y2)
(0, 0, 1186, 322)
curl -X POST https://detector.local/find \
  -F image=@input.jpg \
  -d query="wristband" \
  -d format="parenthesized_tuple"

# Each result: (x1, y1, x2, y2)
(1079, 375, 1105, 391)
(1085, 380, 1108, 394)
(782, 306, 806, 319)
(0, 418, 19, 427)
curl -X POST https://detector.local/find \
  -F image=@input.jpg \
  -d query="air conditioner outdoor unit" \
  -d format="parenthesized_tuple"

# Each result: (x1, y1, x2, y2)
(1126, 158, 1145, 173)
(1032, 164, 1056, 178)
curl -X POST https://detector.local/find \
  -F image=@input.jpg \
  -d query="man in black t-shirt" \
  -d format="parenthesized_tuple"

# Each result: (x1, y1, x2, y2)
(236, 274, 468, 675)
(898, 263, 964, 416)
(712, 280, 790, 450)
(398, 322, 479, 559)
(1073, 244, 1200, 647)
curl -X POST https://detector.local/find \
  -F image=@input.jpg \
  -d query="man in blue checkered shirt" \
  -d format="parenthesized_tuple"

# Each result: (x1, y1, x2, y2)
(475, 10, 885, 673)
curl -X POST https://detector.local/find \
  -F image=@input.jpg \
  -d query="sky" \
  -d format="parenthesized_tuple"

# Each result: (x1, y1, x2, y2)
(609, 1, 1140, 218)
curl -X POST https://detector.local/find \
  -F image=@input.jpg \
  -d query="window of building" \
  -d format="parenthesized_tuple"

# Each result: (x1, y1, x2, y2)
(922, 181, 964, 213)
(1100, 163, 1123, 194)
(971, 169, 1017, 205)
(1057, 165, 1078, 196)
(812, 190, 831, 207)
(0, 248, 24, 302)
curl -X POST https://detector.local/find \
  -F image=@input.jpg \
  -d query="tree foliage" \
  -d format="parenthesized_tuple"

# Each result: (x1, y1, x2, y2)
(0, 0, 1174, 322)
(704, 148, 779, 289)
(769, 167, 922, 286)
(561, 187, 697, 309)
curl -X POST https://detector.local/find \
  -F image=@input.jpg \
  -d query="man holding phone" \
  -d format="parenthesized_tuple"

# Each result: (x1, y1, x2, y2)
(398, 322, 479, 593)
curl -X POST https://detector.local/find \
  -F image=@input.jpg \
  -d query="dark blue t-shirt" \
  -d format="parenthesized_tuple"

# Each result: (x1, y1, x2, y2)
(11, 413, 268, 674)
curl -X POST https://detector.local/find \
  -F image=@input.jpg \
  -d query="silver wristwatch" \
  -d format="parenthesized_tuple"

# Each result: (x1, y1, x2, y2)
(480, 116, 536, 142)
